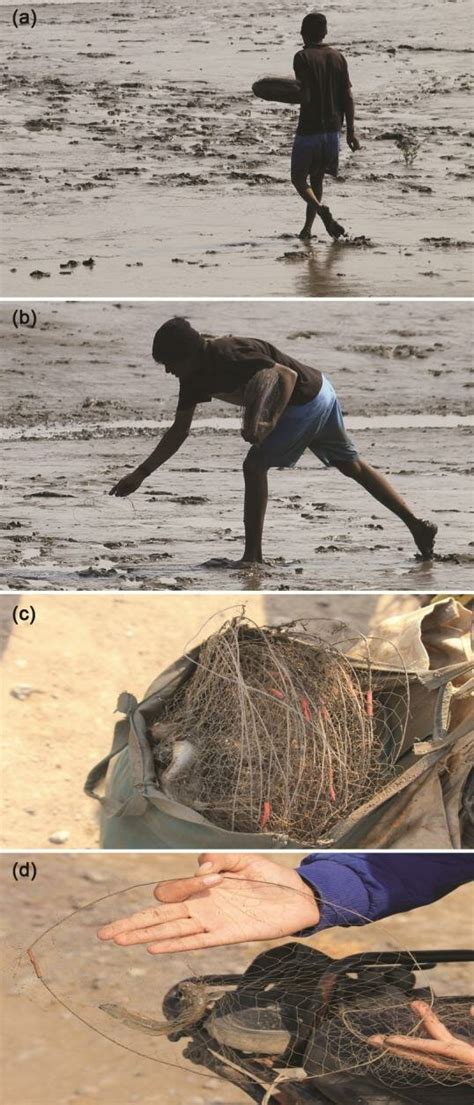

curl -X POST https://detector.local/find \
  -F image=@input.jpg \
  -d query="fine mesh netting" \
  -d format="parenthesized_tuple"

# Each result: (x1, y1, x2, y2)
(149, 617, 411, 844)
(24, 879, 474, 1104)
(318, 991, 473, 1088)
(242, 367, 284, 443)
(191, 945, 474, 1097)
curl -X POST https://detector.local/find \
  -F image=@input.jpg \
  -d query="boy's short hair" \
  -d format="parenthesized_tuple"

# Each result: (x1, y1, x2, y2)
(301, 12, 327, 44)
(152, 317, 202, 363)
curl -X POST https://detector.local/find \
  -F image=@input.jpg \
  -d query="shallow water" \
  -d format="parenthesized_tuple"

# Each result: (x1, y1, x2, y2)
(1, 0, 473, 296)
(1, 299, 472, 592)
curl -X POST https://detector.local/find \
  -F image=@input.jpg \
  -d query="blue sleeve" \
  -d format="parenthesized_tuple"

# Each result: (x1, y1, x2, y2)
(296, 853, 474, 931)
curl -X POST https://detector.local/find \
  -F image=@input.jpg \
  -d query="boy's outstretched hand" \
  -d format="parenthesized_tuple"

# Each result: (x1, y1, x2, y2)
(97, 853, 320, 955)
(109, 470, 144, 497)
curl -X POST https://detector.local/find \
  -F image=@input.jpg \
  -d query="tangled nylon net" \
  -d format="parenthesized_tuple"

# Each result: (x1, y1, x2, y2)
(24, 880, 474, 1104)
(321, 993, 473, 1090)
(195, 945, 474, 1102)
(190, 944, 474, 1099)
(150, 617, 410, 844)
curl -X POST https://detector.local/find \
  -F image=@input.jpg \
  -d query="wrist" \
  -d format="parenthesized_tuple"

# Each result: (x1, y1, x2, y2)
(293, 872, 321, 929)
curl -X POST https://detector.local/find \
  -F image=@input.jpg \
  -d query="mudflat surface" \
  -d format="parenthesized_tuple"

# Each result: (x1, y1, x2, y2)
(1, 300, 473, 592)
(2, 853, 472, 1104)
(0, 592, 382, 850)
(1, 0, 473, 296)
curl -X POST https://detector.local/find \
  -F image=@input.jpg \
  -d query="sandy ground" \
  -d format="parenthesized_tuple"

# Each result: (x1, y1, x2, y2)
(1, 300, 473, 592)
(0, 591, 386, 850)
(1, 0, 473, 297)
(1, 853, 473, 1105)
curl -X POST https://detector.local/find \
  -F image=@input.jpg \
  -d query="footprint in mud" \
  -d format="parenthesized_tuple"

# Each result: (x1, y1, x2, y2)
(173, 495, 210, 505)
(431, 552, 474, 565)
(343, 236, 375, 248)
(277, 251, 308, 263)
(407, 550, 469, 572)
(24, 491, 75, 499)
(78, 566, 127, 578)
(421, 237, 473, 250)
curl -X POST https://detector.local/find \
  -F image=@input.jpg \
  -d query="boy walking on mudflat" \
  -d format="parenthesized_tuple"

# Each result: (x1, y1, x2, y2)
(291, 12, 360, 240)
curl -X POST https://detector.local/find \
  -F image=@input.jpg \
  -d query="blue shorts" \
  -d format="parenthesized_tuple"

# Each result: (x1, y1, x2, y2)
(291, 131, 340, 179)
(250, 375, 358, 471)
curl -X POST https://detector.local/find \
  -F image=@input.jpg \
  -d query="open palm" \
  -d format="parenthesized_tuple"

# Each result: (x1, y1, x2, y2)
(97, 853, 320, 955)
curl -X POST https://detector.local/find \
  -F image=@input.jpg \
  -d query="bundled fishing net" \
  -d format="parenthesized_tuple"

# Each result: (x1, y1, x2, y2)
(241, 367, 284, 443)
(149, 617, 410, 844)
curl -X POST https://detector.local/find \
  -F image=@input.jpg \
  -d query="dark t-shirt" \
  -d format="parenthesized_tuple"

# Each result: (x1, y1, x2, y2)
(177, 336, 322, 410)
(293, 44, 351, 136)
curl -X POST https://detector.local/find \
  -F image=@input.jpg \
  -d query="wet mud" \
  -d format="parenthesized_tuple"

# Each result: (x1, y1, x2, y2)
(1, 0, 473, 296)
(1, 300, 472, 592)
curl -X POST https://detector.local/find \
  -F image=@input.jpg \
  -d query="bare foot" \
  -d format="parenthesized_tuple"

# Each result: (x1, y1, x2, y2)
(298, 225, 313, 240)
(235, 557, 264, 568)
(318, 204, 346, 240)
(410, 518, 438, 560)
(202, 556, 264, 569)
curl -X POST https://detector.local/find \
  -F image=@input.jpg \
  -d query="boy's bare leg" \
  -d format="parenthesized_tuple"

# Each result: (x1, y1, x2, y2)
(299, 171, 324, 240)
(291, 171, 345, 240)
(291, 172, 322, 239)
(327, 455, 438, 558)
(238, 452, 268, 564)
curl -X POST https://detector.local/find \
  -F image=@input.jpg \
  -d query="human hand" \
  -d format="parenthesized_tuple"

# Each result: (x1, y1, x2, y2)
(97, 853, 320, 955)
(241, 420, 272, 445)
(109, 470, 144, 497)
(368, 1000, 474, 1072)
(347, 132, 361, 151)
